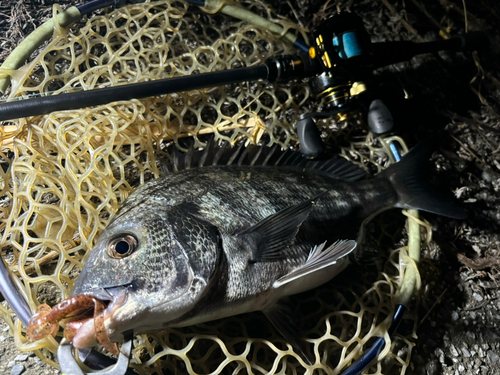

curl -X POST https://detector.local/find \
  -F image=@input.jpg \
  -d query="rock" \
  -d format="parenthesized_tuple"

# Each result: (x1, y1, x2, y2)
(435, 348, 445, 363)
(479, 348, 485, 358)
(450, 345, 460, 357)
(458, 364, 465, 372)
(14, 354, 28, 362)
(487, 350, 499, 364)
(412, 353, 424, 366)
(11, 364, 25, 375)
(489, 332, 500, 341)
(462, 347, 471, 357)
(397, 348, 407, 357)
(473, 293, 484, 302)
(482, 170, 492, 182)
(7, 361, 15, 368)
(425, 359, 441, 375)
(0, 335, 6, 342)
(452, 311, 459, 321)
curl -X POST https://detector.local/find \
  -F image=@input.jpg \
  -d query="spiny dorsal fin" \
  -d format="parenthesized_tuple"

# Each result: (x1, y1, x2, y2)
(235, 194, 325, 262)
(162, 137, 366, 181)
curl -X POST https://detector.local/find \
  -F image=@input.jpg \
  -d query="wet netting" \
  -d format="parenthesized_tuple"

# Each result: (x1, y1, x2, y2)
(0, 1, 429, 374)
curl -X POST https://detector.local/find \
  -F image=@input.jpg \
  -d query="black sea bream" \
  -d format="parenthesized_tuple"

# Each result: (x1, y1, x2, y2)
(69, 140, 465, 364)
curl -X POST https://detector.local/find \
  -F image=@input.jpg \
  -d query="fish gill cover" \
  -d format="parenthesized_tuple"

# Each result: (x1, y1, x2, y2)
(0, 1, 426, 374)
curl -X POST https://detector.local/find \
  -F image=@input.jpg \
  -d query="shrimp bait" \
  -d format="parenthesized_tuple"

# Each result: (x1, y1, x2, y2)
(27, 295, 95, 341)
(94, 299, 119, 355)
(26, 304, 59, 341)
(27, 294, 118, 355)
(45, 295, 96, 324)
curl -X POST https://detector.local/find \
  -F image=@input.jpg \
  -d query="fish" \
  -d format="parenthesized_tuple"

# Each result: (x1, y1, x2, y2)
(29, 139, 466, 364)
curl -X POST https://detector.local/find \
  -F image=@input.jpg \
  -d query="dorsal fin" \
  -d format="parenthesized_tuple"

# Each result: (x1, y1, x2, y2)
(162, 137, 366, 181)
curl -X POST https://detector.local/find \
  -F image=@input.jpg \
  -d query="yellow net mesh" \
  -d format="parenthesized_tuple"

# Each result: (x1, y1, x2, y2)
(0, 1, 429, 373)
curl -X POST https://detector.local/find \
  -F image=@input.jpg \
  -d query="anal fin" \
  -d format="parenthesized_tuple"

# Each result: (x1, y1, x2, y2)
(264, 299, 314, 366)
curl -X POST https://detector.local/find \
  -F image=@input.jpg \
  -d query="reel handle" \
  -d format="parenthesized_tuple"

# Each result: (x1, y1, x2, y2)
(296, 116, 325, 159)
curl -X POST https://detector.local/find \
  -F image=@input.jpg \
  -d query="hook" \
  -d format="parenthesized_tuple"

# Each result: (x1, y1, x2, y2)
(57, 331, 134, 375)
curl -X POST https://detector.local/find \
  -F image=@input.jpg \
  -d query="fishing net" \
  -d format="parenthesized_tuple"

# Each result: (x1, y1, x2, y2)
(0, 0, 427, 373)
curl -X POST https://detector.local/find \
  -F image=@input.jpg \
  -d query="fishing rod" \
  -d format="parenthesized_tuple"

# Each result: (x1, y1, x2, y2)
(0, 54, 317, 121)
(0, 14, 485, 123)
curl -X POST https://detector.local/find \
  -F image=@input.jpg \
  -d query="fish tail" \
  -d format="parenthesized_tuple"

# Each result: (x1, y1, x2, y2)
(377, 142, 466, 219)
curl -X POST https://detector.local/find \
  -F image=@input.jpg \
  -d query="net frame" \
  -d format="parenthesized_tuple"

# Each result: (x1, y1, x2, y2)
(0, 1, 427, 374)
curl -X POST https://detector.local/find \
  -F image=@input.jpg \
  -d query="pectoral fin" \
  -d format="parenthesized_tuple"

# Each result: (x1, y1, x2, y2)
(273, 240, 356, 288)
(235, 194, 325, 262)
(264, 299, 314, 366)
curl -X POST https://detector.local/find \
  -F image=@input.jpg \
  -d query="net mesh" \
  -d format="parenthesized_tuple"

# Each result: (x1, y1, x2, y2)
(0, 1, 428, 374)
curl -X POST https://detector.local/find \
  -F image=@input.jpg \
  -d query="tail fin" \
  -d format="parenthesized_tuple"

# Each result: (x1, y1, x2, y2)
(377, 142, 467, 219)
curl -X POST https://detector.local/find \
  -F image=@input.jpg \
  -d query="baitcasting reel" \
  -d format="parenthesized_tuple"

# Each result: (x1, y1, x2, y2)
(296, 12, 487, 158)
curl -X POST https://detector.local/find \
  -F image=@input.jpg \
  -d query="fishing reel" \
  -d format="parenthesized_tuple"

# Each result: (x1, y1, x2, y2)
(296, 12, 487, 158)
(310, 12, 372, 109)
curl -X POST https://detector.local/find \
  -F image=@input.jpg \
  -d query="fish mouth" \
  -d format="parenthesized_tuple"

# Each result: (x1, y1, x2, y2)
(67, 285, 130, 354)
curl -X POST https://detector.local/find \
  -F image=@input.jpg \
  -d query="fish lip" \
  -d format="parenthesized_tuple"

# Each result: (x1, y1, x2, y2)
(73, 282, 133, 302)
(75, 284, 131, 323)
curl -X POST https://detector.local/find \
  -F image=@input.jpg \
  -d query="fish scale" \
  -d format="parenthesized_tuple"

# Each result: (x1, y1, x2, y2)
(175, 166, 393, 244)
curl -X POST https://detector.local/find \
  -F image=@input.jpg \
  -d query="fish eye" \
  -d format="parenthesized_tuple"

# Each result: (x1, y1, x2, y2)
(107, 234, 137, 259)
